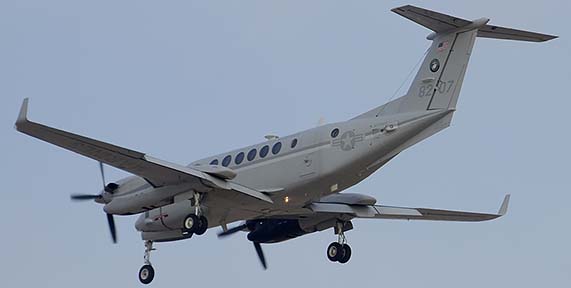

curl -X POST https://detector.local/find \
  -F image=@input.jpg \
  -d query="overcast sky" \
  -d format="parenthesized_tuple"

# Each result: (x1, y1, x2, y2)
(1, 1, 570, 287)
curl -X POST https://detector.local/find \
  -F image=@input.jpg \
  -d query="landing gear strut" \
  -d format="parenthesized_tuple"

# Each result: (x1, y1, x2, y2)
(327, 222, 352, 264)
(182, 192, 209, 235)
(138, 241, 155, 284)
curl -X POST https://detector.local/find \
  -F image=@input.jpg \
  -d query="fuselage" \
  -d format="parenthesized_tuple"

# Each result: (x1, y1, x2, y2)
(110, 108, 452, 235)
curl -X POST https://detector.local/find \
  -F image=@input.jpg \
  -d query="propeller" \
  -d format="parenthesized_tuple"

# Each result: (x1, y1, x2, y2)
(99, 161, 106, 187)
(217, 223, 248, 237)
(218, 222, 267, 269)
(70, 161, 118, 243)
(70, 194, 101, 201)
(253, 242, 267, 269)
(107, 213, 117, 243)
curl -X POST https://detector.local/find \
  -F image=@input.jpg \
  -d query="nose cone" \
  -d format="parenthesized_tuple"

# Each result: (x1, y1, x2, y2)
(94, 190, 110, 204)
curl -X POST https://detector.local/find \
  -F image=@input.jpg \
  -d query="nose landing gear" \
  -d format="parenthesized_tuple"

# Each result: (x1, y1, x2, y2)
(326, 221, 352, 264)
(138, 241, 155, 284)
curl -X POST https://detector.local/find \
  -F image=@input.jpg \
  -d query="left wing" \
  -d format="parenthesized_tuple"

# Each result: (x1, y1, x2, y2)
(309, 194, 510, 222)
(14, 98, 272, 204)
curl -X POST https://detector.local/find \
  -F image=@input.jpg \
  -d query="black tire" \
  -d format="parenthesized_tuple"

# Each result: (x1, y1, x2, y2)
(338, 244, 352, 264)
(327, 242, 343, 262)
(138, 265, 155, 285)
(182, 214, 200, 233)
(194, 216, 208, 235)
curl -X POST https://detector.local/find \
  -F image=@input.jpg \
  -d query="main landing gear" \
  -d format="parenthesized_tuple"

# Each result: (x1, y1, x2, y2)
(182, 192, 209, 236)
(138, 193, 210, 284)
(139, 241, 155, 284)
(327, 222, 352, 264)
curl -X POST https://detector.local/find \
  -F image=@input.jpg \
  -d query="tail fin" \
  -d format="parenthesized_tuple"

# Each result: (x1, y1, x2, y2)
(354, 5, 556, 119)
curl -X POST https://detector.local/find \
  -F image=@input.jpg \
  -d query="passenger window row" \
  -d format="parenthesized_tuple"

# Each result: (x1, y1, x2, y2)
(209, 138, 298, 167)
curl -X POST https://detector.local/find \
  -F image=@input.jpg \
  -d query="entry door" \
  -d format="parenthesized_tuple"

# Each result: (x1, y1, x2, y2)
(298, 131, 319, 179)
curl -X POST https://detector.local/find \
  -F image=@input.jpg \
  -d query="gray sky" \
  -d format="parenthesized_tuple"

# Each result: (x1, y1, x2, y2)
(1, 0, 570, 287)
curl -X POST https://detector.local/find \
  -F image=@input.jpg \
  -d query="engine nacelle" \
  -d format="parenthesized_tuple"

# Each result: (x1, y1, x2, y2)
(103, 176, 204, 215)
(141, 230, 192, 242)
(245, 215, 341, 244)
(246, 219, 307, 243)
(135, 200, 196, 232)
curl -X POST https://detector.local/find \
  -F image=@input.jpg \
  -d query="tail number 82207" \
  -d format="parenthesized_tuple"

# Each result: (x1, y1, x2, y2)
(418, 80, 455, 98)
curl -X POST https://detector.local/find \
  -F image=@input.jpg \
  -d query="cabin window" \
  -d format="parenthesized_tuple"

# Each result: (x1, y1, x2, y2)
(222, 155, 232, 167)
(210, 159, 219, 165)
(291, 138, 298, 149)
(235, 152, 245, 165)
(272, 142, 282, 155)
(331, 128, 339, 138)
(260, 145, 269, 158)
(247, 148, 257, 161)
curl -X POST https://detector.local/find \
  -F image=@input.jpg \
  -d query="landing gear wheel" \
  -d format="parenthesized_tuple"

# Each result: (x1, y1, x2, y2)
(182, 214, 200, 233)
(327, 242, 343, 262)
(138, 264, 155, 285)
(195, 216, 208, 235)
(338, 244, 352, 264)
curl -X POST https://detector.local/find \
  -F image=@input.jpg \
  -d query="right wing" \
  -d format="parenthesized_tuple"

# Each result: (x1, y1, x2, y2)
(309, 194, 510, 222)
(14, 98, 272, 204)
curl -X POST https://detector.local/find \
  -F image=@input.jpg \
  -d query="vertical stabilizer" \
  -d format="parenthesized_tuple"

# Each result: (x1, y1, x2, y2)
(353, 5, 556, 120)
(388, 6, 486, 114)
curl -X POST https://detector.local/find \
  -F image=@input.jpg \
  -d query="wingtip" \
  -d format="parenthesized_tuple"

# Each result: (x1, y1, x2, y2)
(498, 194, 510, 216)
(15, 98, 29, 129)
(536, 34, 558, 42)
(546, 35, 558, 41)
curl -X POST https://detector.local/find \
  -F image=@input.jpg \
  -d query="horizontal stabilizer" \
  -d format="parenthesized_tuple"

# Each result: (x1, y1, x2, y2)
(477, 25, 556, 42)
(392, 5, 472, 34)
(392, 5, 557, 42)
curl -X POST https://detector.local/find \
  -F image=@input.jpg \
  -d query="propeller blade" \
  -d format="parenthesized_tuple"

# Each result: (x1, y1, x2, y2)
(217, 223, 248, 238)
(106, 213, 117, 243)
(99, 162, 106, 188)
(253, 242, 267, 269)
(70, 194, 101, 201)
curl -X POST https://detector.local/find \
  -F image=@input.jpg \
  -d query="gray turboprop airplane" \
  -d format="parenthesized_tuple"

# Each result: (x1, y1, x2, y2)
(15, 5, 555, 284)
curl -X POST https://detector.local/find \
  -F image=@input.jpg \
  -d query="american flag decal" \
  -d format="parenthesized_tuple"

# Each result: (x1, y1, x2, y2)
(437, 41, 449, 52)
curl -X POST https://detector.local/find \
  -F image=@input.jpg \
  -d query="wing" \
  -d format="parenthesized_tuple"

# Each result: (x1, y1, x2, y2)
(14, 99, 272, 203)
(309, 194, 510, 222)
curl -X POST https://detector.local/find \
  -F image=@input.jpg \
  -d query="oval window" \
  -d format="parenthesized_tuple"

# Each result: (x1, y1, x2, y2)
(235, 152, 245, 165)
(331, 128, 340, 138)
(260, 145, 269, 158)
(209, 159, 219, 165)
(222, 155, 232, 167)
(290, 138, 298, 149)
(272, 142, 282, 155)
(247, 148, 257, 161)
